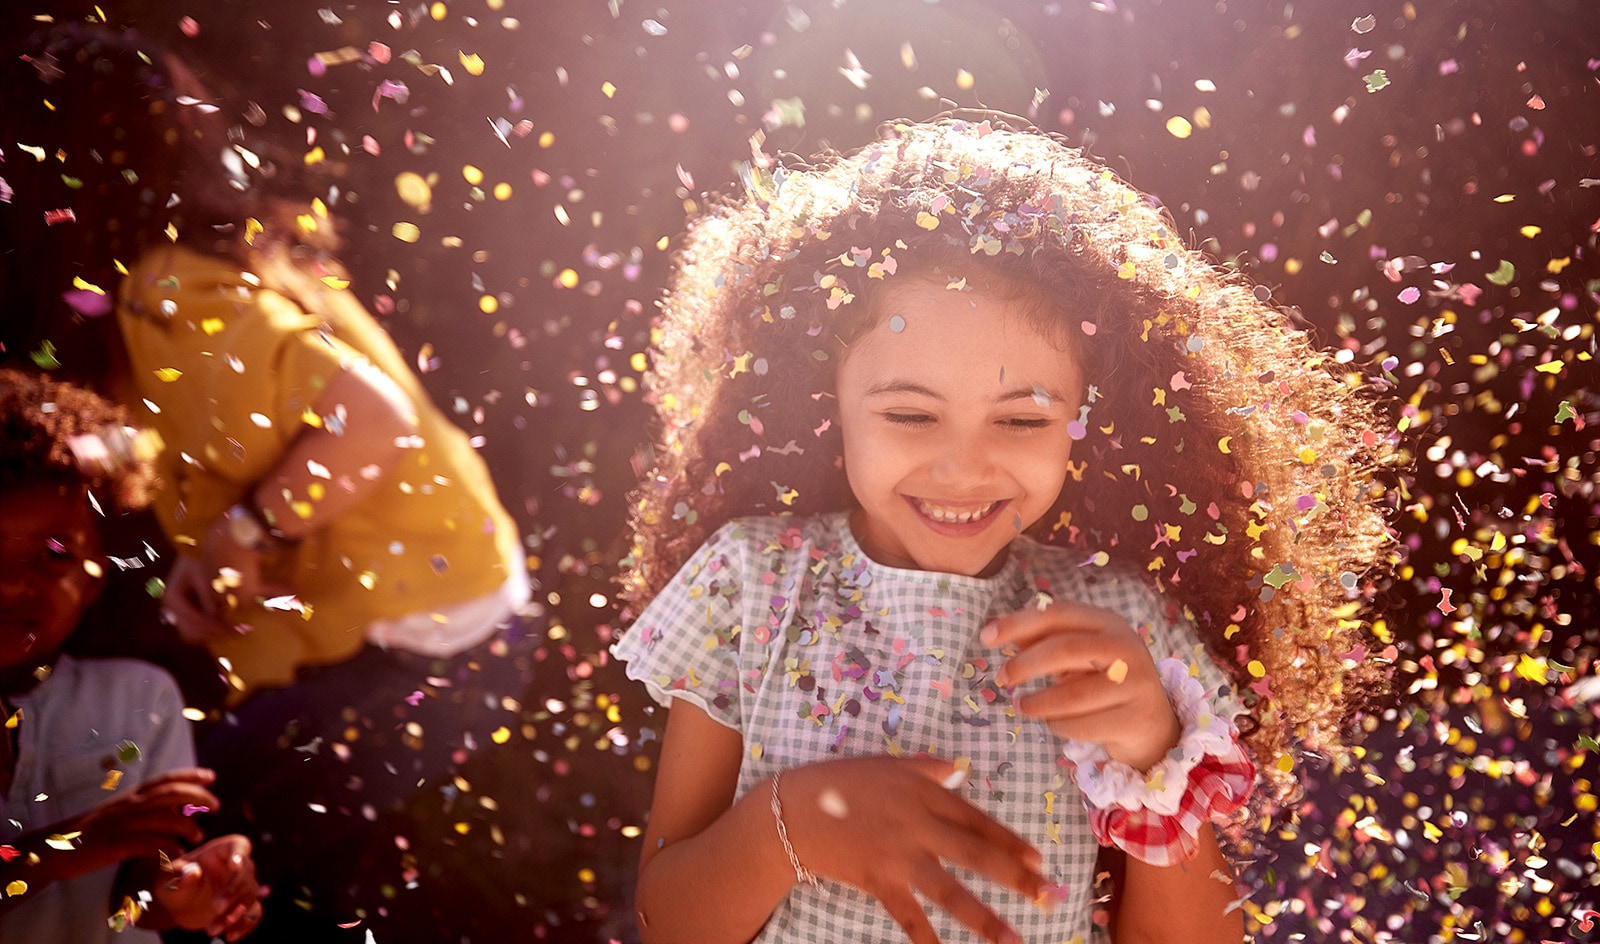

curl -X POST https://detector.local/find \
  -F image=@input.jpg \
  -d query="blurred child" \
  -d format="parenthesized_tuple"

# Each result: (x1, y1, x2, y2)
(0, 367, 260, 942)
(616, 119, 1394, 943)
(0, 25, 532, 938)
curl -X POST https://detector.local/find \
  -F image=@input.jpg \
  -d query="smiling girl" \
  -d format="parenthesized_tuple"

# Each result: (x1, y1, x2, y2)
(614, 118, 1394, 944)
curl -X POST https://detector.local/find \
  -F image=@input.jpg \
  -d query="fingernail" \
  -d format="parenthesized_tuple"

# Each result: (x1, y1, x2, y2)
(980, 623, 998, 646)
(941, 768, 968, 790)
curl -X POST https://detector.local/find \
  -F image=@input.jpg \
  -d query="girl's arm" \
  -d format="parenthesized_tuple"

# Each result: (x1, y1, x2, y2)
(634, 700, 794, 943)
(1113, 823, 1242, 944)
(635, 701, 1049, 944)
(163, 358, 418, 639)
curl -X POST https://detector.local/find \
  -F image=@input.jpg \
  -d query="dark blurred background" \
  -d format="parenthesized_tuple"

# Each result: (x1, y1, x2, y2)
(3, 0, 1599, 940)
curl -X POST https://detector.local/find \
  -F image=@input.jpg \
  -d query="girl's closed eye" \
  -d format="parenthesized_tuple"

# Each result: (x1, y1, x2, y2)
(1000, 417, 1052, 430)
(882, 412, 935, 426)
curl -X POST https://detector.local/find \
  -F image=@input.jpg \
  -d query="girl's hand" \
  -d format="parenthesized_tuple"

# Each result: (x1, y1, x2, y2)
(151, 834, 263, 941)
(40, 769, 217, 881)
(986, 603, 1181, 771)
(161, 556, 230, 643)
(779, 756, 1047, 944)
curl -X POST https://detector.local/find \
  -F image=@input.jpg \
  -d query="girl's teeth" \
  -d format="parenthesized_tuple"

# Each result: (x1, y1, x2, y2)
(917, 500, 996, 523)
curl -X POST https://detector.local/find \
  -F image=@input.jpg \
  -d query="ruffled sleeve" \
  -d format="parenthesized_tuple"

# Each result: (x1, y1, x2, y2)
(613, 521, 754, 732)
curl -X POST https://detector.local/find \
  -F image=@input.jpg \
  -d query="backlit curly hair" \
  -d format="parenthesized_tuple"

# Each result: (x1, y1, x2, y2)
(0, 366, 158, 511)
(621, 117, 1397, 803)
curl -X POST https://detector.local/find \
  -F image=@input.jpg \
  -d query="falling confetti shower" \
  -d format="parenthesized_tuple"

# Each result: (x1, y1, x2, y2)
(1, 0, 1597, 941)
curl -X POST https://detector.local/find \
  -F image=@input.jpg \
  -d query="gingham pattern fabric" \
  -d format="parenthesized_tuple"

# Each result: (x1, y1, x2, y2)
(1086, 733, 1256, 868)
(615, 512, 1238, 944)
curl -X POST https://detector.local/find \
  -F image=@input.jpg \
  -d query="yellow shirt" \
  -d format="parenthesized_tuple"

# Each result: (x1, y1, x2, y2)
(117, 246, 523, 695)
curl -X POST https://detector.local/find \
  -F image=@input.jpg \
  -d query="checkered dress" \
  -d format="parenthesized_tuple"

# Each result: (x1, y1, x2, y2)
(615, 512, 1235, 944)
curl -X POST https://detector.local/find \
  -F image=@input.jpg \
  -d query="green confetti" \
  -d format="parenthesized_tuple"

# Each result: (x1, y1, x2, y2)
(1363, 69, 1390, 92)
(1486, 259, 1516, 285)
(115, 740, 141, 764)
(1555, 401, 1576, 424)
(29, 340, 60, 370)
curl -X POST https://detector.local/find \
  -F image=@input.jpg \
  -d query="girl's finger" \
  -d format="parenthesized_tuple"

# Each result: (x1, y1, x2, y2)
(1013, 671, 1137, 720)
(922, 818, 1046, 901)
(212, 852, 258, 916)
(138, 768, 217, 789)
(898, 754, 968, 789)
(872, 882, 944, 944)
(995, 631, 1138, 688)
(982, 601, 1130, 648)
(924, 790, 1042, 873)
(132, 781, 221, 813)
(910, 858, 1020, 944)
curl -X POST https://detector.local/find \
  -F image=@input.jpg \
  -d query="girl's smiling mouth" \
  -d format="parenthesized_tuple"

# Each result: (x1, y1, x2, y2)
(906, 497, 1007, 528)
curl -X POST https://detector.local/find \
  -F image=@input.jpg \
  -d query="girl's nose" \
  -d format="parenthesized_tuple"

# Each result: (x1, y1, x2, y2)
(925, 431, 999, 485)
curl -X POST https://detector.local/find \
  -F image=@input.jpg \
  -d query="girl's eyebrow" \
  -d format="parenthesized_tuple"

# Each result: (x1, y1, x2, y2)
(864, 380, 943, 399)
(865, 380, 1071, 406)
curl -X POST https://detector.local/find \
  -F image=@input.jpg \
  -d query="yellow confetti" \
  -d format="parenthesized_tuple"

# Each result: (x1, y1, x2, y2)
(459, 51, 485, 75)
(915, 211, 940, 230)
(955, 69, 974, 90)
(5, 881, 27, 898)
(1165, 116, 1193, 138)
(200, 317, 225, 336)
(392, 222, 421, 243)
(490, 726, 511, 744)
(463, 164, 484, 185)
(1105, 659, 1129, 684)
(153, 368, 182, 383)
(1247, 659, 1267, 678)
(1515, 653, 1548, 684)
(601, 81, 617, 98)
(557, 269, 579, 289)
(395, 172, 432, 210)
(320, 276, 350, 290)
(44, 834, 79, 851)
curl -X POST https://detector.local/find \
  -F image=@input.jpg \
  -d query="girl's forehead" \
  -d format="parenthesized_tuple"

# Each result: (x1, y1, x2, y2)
(0, 480, 98, 536)
(843, 280, 1081, 389)
(864, 276, 1077, 354)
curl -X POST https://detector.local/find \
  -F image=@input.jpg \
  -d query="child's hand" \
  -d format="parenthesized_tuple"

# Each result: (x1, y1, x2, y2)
(985, 602, 1181, 771)
(40, 768, 218, 882)
(779, 756, 1047, 944)
(161, 556, 233, 642)
(151, 834, 263, 941)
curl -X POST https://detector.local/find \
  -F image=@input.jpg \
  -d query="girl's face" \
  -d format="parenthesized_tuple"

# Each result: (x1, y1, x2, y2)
(836, 275, 1082, 577)
(0, 480, 104, 669)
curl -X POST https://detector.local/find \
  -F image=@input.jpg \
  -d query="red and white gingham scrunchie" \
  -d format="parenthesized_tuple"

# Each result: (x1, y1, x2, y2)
(1062, 657, 1257, 867)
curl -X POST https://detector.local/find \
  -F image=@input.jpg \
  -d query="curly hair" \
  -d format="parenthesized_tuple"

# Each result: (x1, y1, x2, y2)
(0, 366, 158, 511)
(621, 117, 1398, 802)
